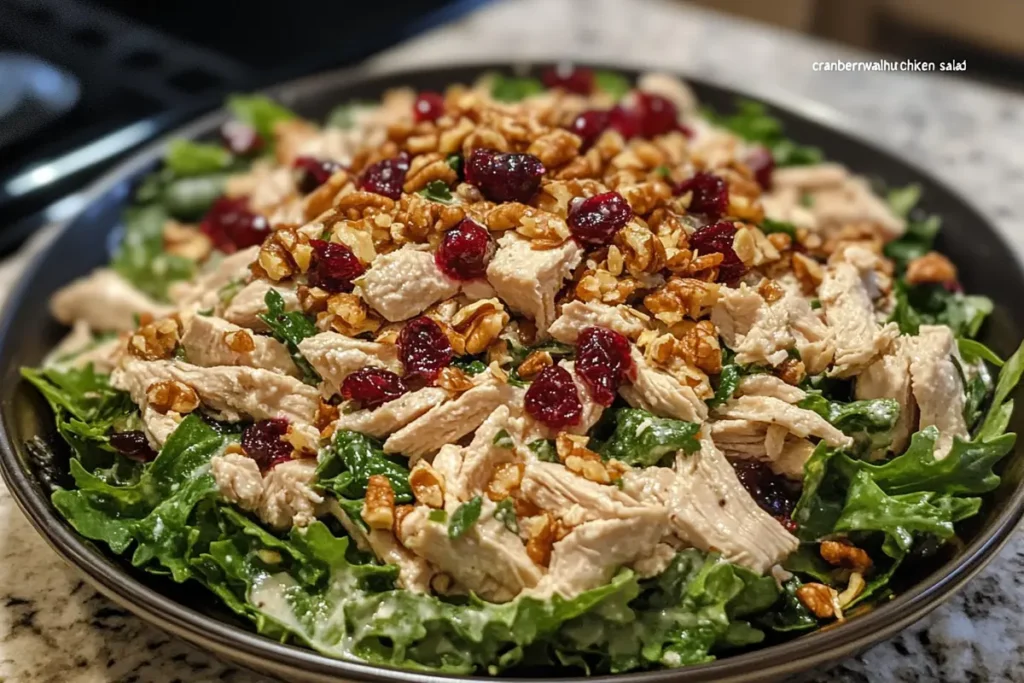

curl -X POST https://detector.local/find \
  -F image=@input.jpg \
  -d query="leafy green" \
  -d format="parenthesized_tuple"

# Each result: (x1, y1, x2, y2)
(757, 578, 818, 632)
(326, 100, 373, 129)
(798, 394, 900, 453)
(452, 355, 487, 375)
(760, 218, 797, 239)
(593, 71, 631, 100)
(884, 214, 942, 271)
(227, 94, 297, 141)
(596, 408, 700, 467)
(704, 100, 822, 166)
(316, 430, 412, 505)
(958, 338, 1004, 367)
(707, 352, 766, 409)
(507, 339, 575, 365)
(889, 281, 992, 338)
(258, 289, 320, 384)
(527, 439, 558, 462)
(448, 496, 483, 539)
(111, 204, 196, 302)
(417, 180, 454, 204)
(164, 139, 231, 176)
(886, 184, 921, 219)
(979, 338, 1024, 440)
(493, 429, 514, 449)
(490, 74, 544, 102)
(494, 498, 519, 533)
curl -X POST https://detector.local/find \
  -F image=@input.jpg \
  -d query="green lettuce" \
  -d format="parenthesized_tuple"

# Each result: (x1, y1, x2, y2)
(490, 74, 543, 102)
(703, 100, 822, 166)
(111, 204, 196, 301)
(316, 430, 412, 520)
(227, 94, 297, 141)
(798, 394, 900, 454)
(594, 71, 631, 100)
(889, 280, 992, 339)
(164, 139, 231, 177)
(258, 289, 320, 384)
(596, 408, 701, 467)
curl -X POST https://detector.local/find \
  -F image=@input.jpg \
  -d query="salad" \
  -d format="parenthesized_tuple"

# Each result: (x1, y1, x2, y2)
(24, 66, 1024, 675)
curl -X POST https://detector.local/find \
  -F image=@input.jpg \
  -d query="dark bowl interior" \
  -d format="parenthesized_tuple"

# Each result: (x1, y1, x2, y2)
(1, 63, 1023, 683)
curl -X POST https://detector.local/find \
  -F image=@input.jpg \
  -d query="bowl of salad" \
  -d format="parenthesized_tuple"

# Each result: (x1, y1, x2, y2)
(2, 63, 1023, 683)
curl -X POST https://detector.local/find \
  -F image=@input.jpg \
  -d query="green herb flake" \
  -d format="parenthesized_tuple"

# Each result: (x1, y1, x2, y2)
(428, 509, 448, 524)
(448, 496, 483, 539)
(417, 180, 454, 204)
(593, 70, 631, 100)
(227, 94, 298, 141)
(527, 439, 558, 462)
(490, 74, 544, 102)
(217, 277, 246, 305)
(493, 497, 519, 534)
(760, 218, 797, 238)
(165, 139, 231, 177)
(493, 429, 514, 449)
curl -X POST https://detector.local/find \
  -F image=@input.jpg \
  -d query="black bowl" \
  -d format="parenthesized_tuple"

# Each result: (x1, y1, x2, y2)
(1, 63, 1022, 683)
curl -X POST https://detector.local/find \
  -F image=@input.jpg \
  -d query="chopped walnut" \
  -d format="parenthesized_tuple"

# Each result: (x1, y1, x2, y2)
(757, 278, 786, 303)
(791, 252, 824, 294)
(575, 268, 642, 305)
(223, 329, 256, 353)
(128, 318, 179, 360)
(524, 513, 556, 567)
(318, 293, 381, 337)
(163, 221, 213, 261)
(517, 350, 553, 379)
(526, 129, 581, 169)
(447, 299, 510, 355)
(403, 153, 458, 193)
(643, 277, 721, 325)
(146, 380, 200, 414)
(777, 357, 807, 386)
(820, 539, 874, 574)
(836, 572, 866, 608)
(486, 462, 525, 502)
(905, 251, 957, 286)
(614, 222, 667, 277)
(677, 320, 722, 374)
(393, 504, 415, 540)
(732, 226, 781, 267)
(283, 423, 318, 457)
(409, 461, 446, 509)
(314, 400, 340, 433)
(363, 475, 396, 530)
(796, 583, 841, 620)
(436, 366, 475, 393)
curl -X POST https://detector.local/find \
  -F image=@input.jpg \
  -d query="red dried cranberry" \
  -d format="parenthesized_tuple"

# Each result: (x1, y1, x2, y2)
(746, 147, 775, 190)
(731, 459, 799, 529)
(219, 120, 264, 156)
(464, 148, 546, 203)
(541, 65, 594, 95)
(358, 152, 411, 200)
(567, 191, 632, 246)
(294, 156, 343, 194)
(242, 418, 292, 472)
(524, 365, 583, 429)
(413, 91, 445, 123)
(435, 218, 494, 281)
(341, 367, 409, 409)
(109, 430, 157, 462)
(608, 104, 642, 139)
(397, 316, 453, 385)
(943, 279, 964, 293)
(690, 221, 747, 284)
(575, 326, 636, 406)
(307, 239, 365, 293)
(200, 196, 270, 253)
(569, 110, 610, 151)
(634, 91, 679, 137)
(674, 171, 729, 219)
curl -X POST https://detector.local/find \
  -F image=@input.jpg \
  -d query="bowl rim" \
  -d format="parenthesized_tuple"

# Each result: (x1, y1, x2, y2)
(2, 60, 1023, 683)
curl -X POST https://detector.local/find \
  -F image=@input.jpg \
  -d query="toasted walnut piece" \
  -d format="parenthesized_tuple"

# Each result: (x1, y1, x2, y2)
(757, 278, 786, 303)
(462, 127, 510, 156)
(733, 226, 781, 267)
(837, 571, 866, 608)
(393, 504, 415, 541)
(403, 155, 458, 193)
(487, 462, 525, 502)
(796, 583, 840, 619)
(363, 475, 397, 530)
(527, 129, 581, 169)
(820, 539, 874, 573)
(606, 244, 625, 276)
(163, 221, 213, 261)
(766, 231, 792, 252)
(677, 320, 723, 375)
(437, 366, 475, 393)
(684, 251, 725, 279)
(439, 117, 476, 155)
(409, 461, 446, 509)
(483, 202, 530, 231)
(314, 400, 340, 433)
(128, 318, 179, 360)
(451, 299, 510, 355)
(335, 191, 396, 219)
(284, 424, 318, 457)
(575, 269, 642, 305)
(791, 252, 825, 294)
(321, 293, 381, 337)
(644, 277, 721, 325)
(303, 170, 352, 221)
(555, 432, 599, 462)
(146, 380, 200, 414)
(406, 132, 439, 155)
(565, 455, 612, 484)
(614, 222, 667, 277)
(555, 147, 602, 180)
(257, 242, 297, 281)
(905, 251, 957, 286)
(298, 285, 331, 315)
(517, 350, 553, 379)
(618, 181, 672, 215)
(777, 357, 807, 386)
(223, 329, 256, 353)
(225, 442, 246, 456)
(430, 572, 456, 595)
(517, 210, 571, 245)
(525, 513, 556, 567)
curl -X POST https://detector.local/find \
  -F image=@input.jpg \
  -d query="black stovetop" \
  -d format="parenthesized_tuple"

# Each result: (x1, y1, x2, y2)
(0, 0, 487, 252)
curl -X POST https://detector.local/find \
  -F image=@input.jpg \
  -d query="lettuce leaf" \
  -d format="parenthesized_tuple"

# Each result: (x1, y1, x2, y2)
(111, 204, 196, 301)
(227, 94, 297, 141)
(798, 394, 900, 454)
(889, 280, 992, 339)
(258, 289, 320, 384)
(490, 74, 543, 102)
(164, 139, 231, 177)
(596, 408, 701, 467)
(703, 100, 822, 167)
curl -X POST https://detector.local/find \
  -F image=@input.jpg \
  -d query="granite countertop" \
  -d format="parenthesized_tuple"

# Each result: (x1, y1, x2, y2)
(3, 0, 1024, 680)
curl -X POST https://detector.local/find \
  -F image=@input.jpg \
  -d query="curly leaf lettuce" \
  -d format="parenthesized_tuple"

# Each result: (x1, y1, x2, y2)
(259, 289, 320, 384)
(596, 408, 701, 467)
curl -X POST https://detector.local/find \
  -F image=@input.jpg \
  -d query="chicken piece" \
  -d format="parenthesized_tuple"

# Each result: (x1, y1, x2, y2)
(906, 325, 969, 459)
(735, 374, 807, 404)
(46, 320, 124, 373)
(170, 246, 258, 308)
(637, 72, 698, 115)
(711, 284, 793, 367)
(520, 461, 661, 528)
(780, 292, 835, 375)
(50, 269, 172, 332)
(532, 514, 668, 599)
(619, 348, 708, 423)
(547, 300, 648, 343)
(812, 177, 905, 240)
(331, 387, 448, 439)
(222, 280, 301, 332)
(856, 337, 915, 453)
(297, 332, 401, 394)
(211, 452, 264, 510)
(399, 502, 542, 602)
(714, 394, 853, 449)
(180, 314, 298, 377)
(770, 163, 849, 192)
(820, 247, 898, 377)
(383, 375, 513, 458)
(711, 420, 813, 480)
(623, 436, 798, 574)
(354, 245, 459, 322)
(112, 357, 319, 426)
(258, 459, 325, 530)
(139, 406, 183, 449)
(442, 406, 519, 502)
(367, 529, 434, 593)
(486, 233, 582, 334)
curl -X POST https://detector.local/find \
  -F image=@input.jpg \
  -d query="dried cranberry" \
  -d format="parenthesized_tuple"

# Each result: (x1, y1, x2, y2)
(413, 91, 445, 123)
(541, 65, 594, 94)
(242, 418, 292, 472)
(746, 147, 775, 190)
(109, 430, 157, 462)
(341, 367, 409, 409)
(567, 191, 632, 246)
(634, 91, 679, 137)
(690, 221, 747, 284)
(608, 104, 642, 139)
(569, 110, 609, 151)
(575, 326, 635, 406)
(943, 279, 964, 293)
(200, 196, 270, 253)
(731, 459, 799, 529)
(397, 316, 453, 385)
(358, 152, 411, 200)
(294, 156, 343, 194)
(435, 218, 494, 281)
(524, 365, 583, 429)
(307, 239, 365, 293)
(464, 148, 546, 203)
(219, 120, 264, 156)
(674, 171, 729, 219)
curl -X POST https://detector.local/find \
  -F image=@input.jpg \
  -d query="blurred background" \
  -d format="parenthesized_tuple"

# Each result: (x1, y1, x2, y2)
(1, 0, 1021, 253)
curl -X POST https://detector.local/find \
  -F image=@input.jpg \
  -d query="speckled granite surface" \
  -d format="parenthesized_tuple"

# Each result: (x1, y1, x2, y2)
(2, 0, 1024, 681)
